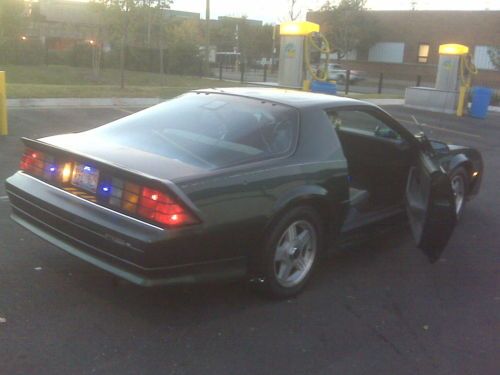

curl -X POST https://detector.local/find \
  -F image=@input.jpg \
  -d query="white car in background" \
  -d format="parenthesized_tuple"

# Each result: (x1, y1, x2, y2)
(327, 64, 366, 84)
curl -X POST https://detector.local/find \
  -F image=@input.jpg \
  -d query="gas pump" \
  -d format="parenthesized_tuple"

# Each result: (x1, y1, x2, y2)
(405, 43, 477, 115)
(277, 21, 332, 90)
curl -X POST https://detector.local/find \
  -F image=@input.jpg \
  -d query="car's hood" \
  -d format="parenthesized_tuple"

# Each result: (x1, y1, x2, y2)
(39, 133, 207, 182)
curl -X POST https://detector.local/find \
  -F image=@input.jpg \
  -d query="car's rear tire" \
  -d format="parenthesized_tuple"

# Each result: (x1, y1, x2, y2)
(259, 206, 323, 298)
(450, 166, 469, 220)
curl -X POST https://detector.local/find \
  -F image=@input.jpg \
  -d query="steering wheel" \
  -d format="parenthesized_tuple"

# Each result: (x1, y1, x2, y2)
(216, 122, 228, 141)
(210, 111, 229, 141)
(374, 125, 399, 140)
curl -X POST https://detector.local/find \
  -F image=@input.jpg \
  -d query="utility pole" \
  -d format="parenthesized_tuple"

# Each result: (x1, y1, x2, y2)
(120, 3, 130, 89)
(271, 24, 276, 73)
(205, 0, 210, 73)
(147, 0, 152, 47)
(159, 20, 164, 80)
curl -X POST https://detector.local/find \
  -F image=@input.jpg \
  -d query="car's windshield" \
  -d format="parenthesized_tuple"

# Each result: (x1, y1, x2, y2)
(92, 93, 299, 169)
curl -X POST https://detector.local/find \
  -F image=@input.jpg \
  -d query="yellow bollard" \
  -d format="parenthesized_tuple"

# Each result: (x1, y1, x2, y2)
(456, 85, 468, 117)
(302, 79, 311, 92)
(0, 71, 7, 136)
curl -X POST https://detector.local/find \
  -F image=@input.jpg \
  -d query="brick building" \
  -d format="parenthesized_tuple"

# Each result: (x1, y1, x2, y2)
(307, 10, 500, 87)
(28, 0, 200, 50)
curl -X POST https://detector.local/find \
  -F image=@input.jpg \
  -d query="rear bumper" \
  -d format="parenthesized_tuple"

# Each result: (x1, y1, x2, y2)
(6, 173, 246, 286)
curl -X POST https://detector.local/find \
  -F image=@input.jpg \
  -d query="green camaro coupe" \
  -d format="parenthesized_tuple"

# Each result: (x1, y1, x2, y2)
(5, 88, 483, 297)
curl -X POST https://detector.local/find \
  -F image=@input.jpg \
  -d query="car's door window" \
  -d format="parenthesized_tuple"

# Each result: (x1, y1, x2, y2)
(327, 110, 401, 140)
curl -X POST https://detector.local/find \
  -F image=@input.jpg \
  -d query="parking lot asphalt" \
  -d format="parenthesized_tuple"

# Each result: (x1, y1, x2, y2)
(0, 104, 499, 375)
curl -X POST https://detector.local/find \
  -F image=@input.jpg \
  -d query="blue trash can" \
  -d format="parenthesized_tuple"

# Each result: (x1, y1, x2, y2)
(310, 80, 337, 95)
(470, 86, 493, 119)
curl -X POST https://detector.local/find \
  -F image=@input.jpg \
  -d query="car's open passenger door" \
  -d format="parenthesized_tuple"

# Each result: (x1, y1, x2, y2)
(406, 151, 457, 263)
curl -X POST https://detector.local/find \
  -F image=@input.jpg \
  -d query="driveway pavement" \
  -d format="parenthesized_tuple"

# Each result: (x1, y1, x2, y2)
(0, 104, 498, 375)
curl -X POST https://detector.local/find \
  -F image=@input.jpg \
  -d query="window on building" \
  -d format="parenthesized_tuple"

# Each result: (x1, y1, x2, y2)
(473, 46, 496, 70)
(418, 43, 430, 63)
(368, 42, 405, 63)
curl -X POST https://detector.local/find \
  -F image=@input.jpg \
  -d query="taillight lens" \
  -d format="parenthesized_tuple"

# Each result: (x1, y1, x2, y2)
(20, 149, 44, 175)
(138, 187, 197, 227)
(106, 179, 198, 227)
(20, 148, 58, 180)
(19, 148, 198, 228)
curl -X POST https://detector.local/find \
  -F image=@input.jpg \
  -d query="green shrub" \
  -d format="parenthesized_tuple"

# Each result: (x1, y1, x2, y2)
(165, 43, 203, 75)
(0, 38, 45, 65)
(46, 50, 71, 65)
(70, 43, 92, 67)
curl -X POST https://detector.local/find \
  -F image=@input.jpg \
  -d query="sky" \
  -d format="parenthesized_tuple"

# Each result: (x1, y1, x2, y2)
(171, 0, 499, 23)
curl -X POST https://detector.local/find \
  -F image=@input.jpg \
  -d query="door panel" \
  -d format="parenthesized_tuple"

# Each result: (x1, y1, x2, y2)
(337, 129, 411, 205)
(328, 109, 411, 207)
(406, 153, 457, 263)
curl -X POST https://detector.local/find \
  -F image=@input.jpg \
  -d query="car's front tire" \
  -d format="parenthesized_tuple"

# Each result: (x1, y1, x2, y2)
(259, 206, 323, 298)
(450, 166, 469, 220)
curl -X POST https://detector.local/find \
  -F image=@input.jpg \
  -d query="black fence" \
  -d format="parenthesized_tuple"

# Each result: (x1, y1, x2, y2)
(211, 64, 441, 97)
(214, 66, 499, 105)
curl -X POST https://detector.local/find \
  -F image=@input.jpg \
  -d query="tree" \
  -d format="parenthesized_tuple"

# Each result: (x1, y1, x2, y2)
(144, 1, 167, 47)
(315, 0, 379, 60)
(245, 24, 274, 63)
(211, 18, 238, 53)
(163, 19, 203, 75)
(487, 47, 500, 71)
(0, 0, 27, 63)
(90, 0, 173, 84)
(211, 18, 273, 67)
(88, 1, 107, 79)
(287, 0, 301, 21)
(0, 0, 25, 40)
(137, 1, 173, 79)
(89, 1, 135, 87)
(136, 0, 172, 47)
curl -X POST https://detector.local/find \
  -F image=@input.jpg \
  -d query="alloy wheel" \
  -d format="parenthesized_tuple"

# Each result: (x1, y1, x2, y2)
(451, 174, 465, 215)
(274, 220, 317, 288)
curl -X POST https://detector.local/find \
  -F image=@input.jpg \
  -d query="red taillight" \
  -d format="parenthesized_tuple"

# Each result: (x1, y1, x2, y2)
(20, 149, 46, 176)
(20, 148, 59, 180)
(138, 187, 197, 227)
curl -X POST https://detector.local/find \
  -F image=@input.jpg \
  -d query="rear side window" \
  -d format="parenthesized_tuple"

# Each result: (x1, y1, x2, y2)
(93, 93, 299, 169)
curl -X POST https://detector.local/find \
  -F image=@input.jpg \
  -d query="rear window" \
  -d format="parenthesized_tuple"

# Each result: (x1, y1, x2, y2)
(92, 93, 299, 169)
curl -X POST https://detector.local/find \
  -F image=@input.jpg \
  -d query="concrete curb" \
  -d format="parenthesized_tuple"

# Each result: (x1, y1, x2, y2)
(7, 98, 163, 108)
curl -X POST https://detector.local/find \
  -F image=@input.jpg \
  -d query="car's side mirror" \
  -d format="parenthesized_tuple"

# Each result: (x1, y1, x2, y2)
(429, 140, 450, 155)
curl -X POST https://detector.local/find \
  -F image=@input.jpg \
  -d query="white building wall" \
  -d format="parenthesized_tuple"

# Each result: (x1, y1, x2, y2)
(368, 42, 405, 63)
(473, 46, 496, 70)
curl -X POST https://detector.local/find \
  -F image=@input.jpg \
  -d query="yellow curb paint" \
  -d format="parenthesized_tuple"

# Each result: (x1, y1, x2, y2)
(0, 71, 7, 136)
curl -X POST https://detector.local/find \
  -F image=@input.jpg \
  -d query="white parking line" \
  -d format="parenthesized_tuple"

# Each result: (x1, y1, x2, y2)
(421, 122, 481, 139)
(0, 196, 9, 202)
(395, 117, 481, 139)
(114, 108, 136, 115)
